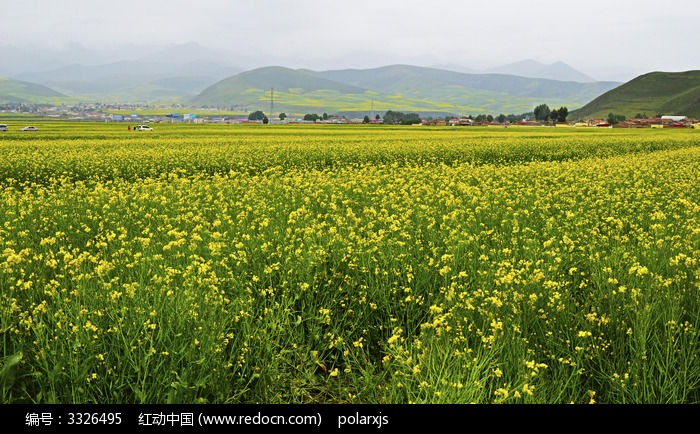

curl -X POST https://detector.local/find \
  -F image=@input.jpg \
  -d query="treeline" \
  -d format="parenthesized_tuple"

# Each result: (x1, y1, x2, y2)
(410, 104, 570, 125)
(245, 103, 571, 125)
(533, 104, 569, 122)
(379, 110, 422, 125)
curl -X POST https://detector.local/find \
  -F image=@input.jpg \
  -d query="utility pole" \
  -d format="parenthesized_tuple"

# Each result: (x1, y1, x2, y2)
(270, 88, 274, 124)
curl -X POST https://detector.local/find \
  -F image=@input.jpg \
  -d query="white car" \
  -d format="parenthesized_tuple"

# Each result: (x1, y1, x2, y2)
(20, 126, 38, 131)
(135, 125, 153, 131)
(0, 124, 8, 131)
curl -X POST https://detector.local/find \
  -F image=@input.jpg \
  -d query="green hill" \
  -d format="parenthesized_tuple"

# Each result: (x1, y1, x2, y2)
(191, 65, 620, 117)
(0, 77, 65, 103)
(191, 66, 367, 110)
(570, 70, 700, 120)
(313, 64, 614, 99)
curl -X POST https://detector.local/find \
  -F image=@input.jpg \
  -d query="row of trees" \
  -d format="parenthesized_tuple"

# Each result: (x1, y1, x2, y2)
(248, 110, 291, 124)
(248, 111, 332, 123)
(533, 104, 569, 123)
(303, 113, 329, 122)
(377, 105, 569, 125)
(247, 110, 422, 125)
(382, 110, 422, 125)
(246, 104, 570, 125)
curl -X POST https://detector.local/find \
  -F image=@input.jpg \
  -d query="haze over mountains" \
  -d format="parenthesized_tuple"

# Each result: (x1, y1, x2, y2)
(1, 43, 241, 102)
(0, 42, 624, 116)
(434, 60, 597, 83)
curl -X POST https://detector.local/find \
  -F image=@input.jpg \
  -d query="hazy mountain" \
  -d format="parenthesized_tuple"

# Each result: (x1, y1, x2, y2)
(312, 64, 611, 98)
(429, 64, 481, 75)
(570, 70, 700, 120)
(0, 39, 623, 116)
(5, 42, 240, 102)
(0, 43, 155, 77)
(16, 58, 239, 100)
(135, 42, 233, 65)
(191, 66, 367, 111)
(192, 64, 621, 116)
(434, 60, 597, 83)
(484, 60, 597, 83)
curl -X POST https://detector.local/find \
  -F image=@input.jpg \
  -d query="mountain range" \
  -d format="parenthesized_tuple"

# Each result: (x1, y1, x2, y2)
(191, 65, 619, 117)
(433, 59, 597, 83)
(3, 56, 698, 121)
(0, 42, 623, 117)
(14, 43, 700, 119)
(17, 60, 239, 102)
(3, 43, 240, 103)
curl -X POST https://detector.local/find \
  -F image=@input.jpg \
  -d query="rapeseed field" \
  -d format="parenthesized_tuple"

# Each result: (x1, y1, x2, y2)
(1, 122, 698, 404)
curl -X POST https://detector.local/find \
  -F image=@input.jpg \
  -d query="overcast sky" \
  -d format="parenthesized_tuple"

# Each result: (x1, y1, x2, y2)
(3, 0, 699, 81)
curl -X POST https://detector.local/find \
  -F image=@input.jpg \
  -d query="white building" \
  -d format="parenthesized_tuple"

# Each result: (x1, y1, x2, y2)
(661, 115, 687, 122)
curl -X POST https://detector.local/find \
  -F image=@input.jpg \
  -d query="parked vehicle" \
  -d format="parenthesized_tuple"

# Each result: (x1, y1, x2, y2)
(20, 126, 38, 131)
(0, 124, 7, 131)
(135, 125, 153, 131)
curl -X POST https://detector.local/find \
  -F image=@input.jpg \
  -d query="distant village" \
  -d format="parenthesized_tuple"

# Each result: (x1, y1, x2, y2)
(2, 102, 699, 129)
(435, 115, 699, 129)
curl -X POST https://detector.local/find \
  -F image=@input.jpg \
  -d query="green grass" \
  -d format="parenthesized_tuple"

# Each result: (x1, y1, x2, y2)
(0, 77, 66, 104)
(1, 122, 699, 404)
(572, 70, 700, 120)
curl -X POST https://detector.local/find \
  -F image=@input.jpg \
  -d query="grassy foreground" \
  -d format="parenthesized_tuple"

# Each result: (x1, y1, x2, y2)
(0, 122, 699, 404)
